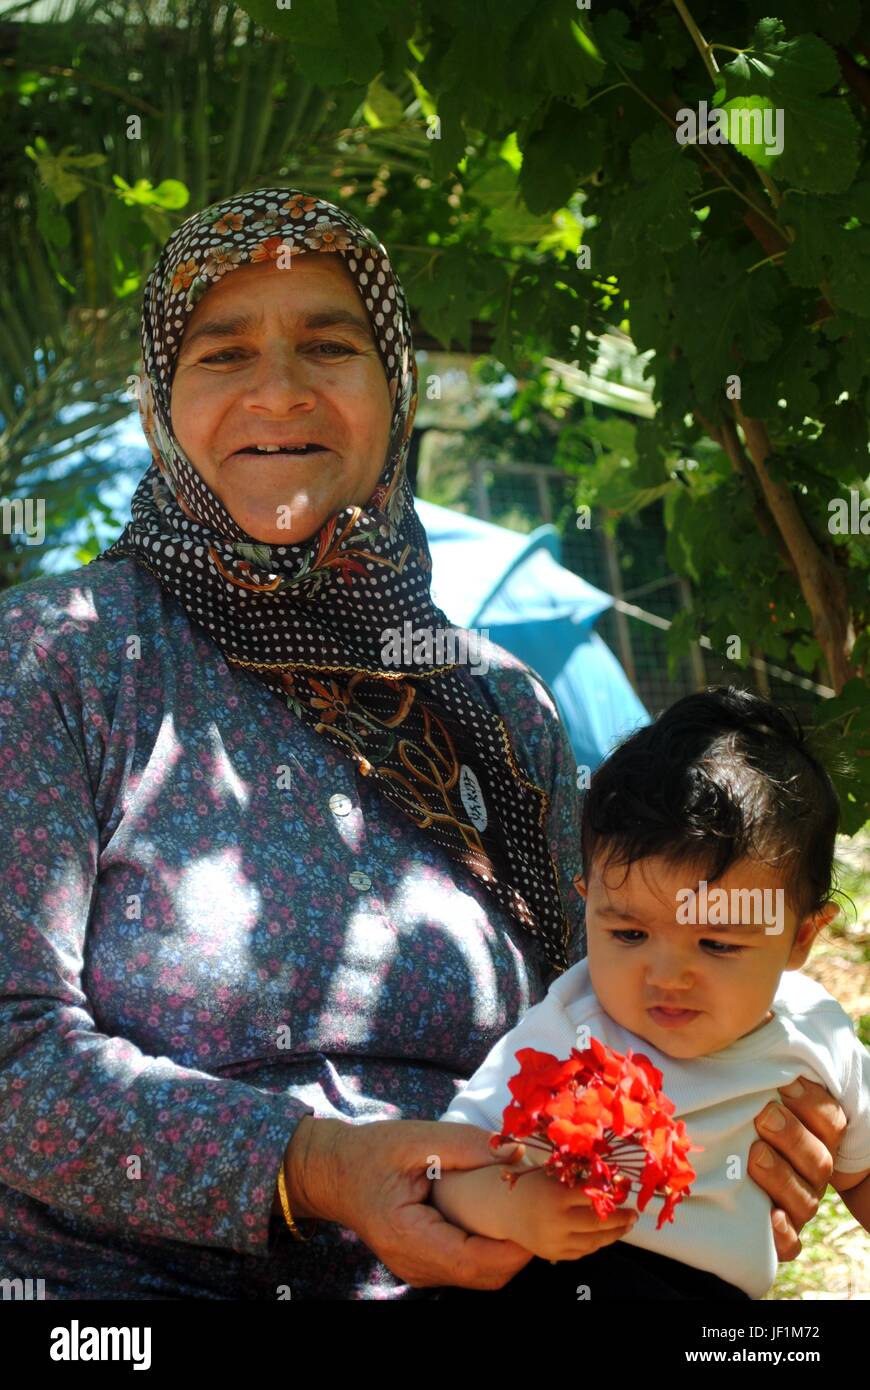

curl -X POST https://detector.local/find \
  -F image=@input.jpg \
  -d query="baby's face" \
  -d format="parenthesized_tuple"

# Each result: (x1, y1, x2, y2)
(578, 853, 833, 1060)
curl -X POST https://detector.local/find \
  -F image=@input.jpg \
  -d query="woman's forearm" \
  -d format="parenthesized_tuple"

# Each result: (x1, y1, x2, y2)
(275, 1116, 345, 1223)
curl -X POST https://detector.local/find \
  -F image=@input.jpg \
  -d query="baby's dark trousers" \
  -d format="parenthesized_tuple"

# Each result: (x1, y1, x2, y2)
(436, 1241, 753, 1300)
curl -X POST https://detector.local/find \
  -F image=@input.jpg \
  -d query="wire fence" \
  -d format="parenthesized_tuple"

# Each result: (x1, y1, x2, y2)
(417, 453, 832, 726)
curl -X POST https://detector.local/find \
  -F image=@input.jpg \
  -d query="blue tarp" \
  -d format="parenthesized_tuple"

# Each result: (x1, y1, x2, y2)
(415, 498, 650, 772)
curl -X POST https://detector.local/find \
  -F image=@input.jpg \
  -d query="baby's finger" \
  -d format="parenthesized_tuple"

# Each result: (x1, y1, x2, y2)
(565, 1198, 636, 1228)
(586, 1217, 636, 1244)
(550, 1226, 630, 1263)
(573, 1212, 637, 1239)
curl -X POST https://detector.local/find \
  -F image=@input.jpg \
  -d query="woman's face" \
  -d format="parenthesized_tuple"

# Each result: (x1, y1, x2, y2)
(169, 253, 393, 543)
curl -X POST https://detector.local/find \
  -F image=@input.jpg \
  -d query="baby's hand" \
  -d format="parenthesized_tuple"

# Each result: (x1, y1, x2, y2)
(504, 1165, 638, 1263)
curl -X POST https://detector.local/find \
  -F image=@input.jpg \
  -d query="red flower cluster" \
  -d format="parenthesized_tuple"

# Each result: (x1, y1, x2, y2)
(493, 1037, 701, 1229)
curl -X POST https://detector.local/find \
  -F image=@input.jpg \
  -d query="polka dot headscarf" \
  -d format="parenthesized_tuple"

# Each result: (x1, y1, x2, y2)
(94, 188, 572, 972)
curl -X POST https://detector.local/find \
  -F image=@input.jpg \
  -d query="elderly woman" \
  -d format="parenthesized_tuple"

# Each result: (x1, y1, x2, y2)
(0, 189, 846, 1300)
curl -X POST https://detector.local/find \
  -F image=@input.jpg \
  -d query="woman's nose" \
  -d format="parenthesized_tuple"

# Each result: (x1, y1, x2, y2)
(243, 349, 318, 409)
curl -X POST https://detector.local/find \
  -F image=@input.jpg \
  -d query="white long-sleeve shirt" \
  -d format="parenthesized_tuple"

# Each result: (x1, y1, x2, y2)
(439, 956, 870, 1298)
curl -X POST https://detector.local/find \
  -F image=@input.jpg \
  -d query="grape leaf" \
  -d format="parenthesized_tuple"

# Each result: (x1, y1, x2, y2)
(519, 105, 604, 214)
(719, 20, 860, 194)
(672, 244, 782, 405)
(587, 10, 644, 71)
(625, 129, 702, 253)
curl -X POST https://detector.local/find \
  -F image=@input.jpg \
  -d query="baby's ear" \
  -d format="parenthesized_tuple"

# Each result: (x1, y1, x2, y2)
(792, 901, 839, 958)
(572, 873, 587, 899)
(814, 900, 840, 932)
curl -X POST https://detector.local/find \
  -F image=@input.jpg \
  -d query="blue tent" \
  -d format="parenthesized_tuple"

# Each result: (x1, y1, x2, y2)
(415, 498, 650, 772)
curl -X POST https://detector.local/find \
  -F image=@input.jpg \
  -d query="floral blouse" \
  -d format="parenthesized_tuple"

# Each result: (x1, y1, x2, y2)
(0, 556, 586, 1300)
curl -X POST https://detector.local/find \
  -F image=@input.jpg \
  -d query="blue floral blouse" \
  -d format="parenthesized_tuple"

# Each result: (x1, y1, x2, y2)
(0, 556, 586, 1299)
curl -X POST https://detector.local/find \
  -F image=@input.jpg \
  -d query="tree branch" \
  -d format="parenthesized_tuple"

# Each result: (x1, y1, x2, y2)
(731, 403, 856, 693)
(671, 0, 719, 83)
(693, 408, 800, 582)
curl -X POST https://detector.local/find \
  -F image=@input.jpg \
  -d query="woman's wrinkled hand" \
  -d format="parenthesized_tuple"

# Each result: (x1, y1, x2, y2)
(749, 1076, 847, 1261)
(284, 1116, 537, 1290)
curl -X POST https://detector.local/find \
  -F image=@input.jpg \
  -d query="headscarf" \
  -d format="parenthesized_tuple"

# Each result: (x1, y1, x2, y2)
(93, 188, 572, 972)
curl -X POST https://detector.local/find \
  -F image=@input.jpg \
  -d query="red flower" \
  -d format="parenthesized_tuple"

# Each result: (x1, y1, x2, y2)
(493, 1037, 701, 1230)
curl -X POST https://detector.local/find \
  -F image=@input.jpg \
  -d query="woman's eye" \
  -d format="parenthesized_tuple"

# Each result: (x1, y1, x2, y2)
(313, 341, 358, 356)
(202, 349, 243, 363)
(200, 342, 357, 364)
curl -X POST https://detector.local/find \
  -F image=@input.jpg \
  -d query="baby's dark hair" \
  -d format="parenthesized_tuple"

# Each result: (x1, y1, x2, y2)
(580, 686, 841, 923)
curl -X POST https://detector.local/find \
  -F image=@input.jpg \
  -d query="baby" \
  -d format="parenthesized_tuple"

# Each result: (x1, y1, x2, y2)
(433, 686, 870, 1300)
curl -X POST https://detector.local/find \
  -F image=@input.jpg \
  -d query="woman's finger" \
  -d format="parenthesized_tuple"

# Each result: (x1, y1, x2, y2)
(748, 1078, 844, 1259)
(768, 1207, 802, 1263)
(390, 1203, 535, 1289)
(773, 1077, 847, 1189)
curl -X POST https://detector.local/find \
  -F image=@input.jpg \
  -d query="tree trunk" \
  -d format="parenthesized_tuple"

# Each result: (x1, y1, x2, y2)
(733, 403, 855, 694)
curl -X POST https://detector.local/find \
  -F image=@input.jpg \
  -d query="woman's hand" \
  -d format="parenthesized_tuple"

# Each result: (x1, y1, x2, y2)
(283, 1116, 540, 1290)
(749, 1076, 847, 1261)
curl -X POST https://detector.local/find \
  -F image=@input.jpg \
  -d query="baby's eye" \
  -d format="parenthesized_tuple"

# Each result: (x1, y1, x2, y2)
(700, 939, 744, 955)
(611, 929, 647, 944)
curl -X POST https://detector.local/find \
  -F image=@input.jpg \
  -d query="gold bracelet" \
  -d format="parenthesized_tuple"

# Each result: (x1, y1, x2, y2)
(276, 1159, 314, 1242)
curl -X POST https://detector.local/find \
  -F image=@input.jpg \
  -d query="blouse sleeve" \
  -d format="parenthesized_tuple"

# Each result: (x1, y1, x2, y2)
(0, 623, 314, 1257)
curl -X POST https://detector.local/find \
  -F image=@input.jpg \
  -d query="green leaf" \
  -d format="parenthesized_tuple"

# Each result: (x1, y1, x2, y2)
(112, 175, 189, 210)
(720, 21, 860, 194)
(717, 96, 782, 170)
(506, 5, 602, 110)
(34, 186, 70, 249)
(781, 192, 839, 287)
(672, 244, 781, 405)
(138, 207, 172, 247)
(823, 313, 870, 398)
(518, 153, 577, 218)
(782, 189, 870, 316)
(817, 400, 869, 472)
(626, 129, 702, 253)
(363, 75, 405, 127)
(414, 248, 509, 352)
(518, 103, 605, 213)
(774, 0, 861, 43)
(25, 139, 106, 207)
(723, 21, 840, 100)
(791, 638, 821, 673)
(149, 179, 189, 210)
(405, 67, 437, 120)
(487, 201, 558, 245)
(588, 9, 644, 71)
(775, 100, 861, 195)
(236, 0, 388, 85)
(810, 678, 870, 835)
(426, 87, 471, 183)
(741, 317, 828, 419)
